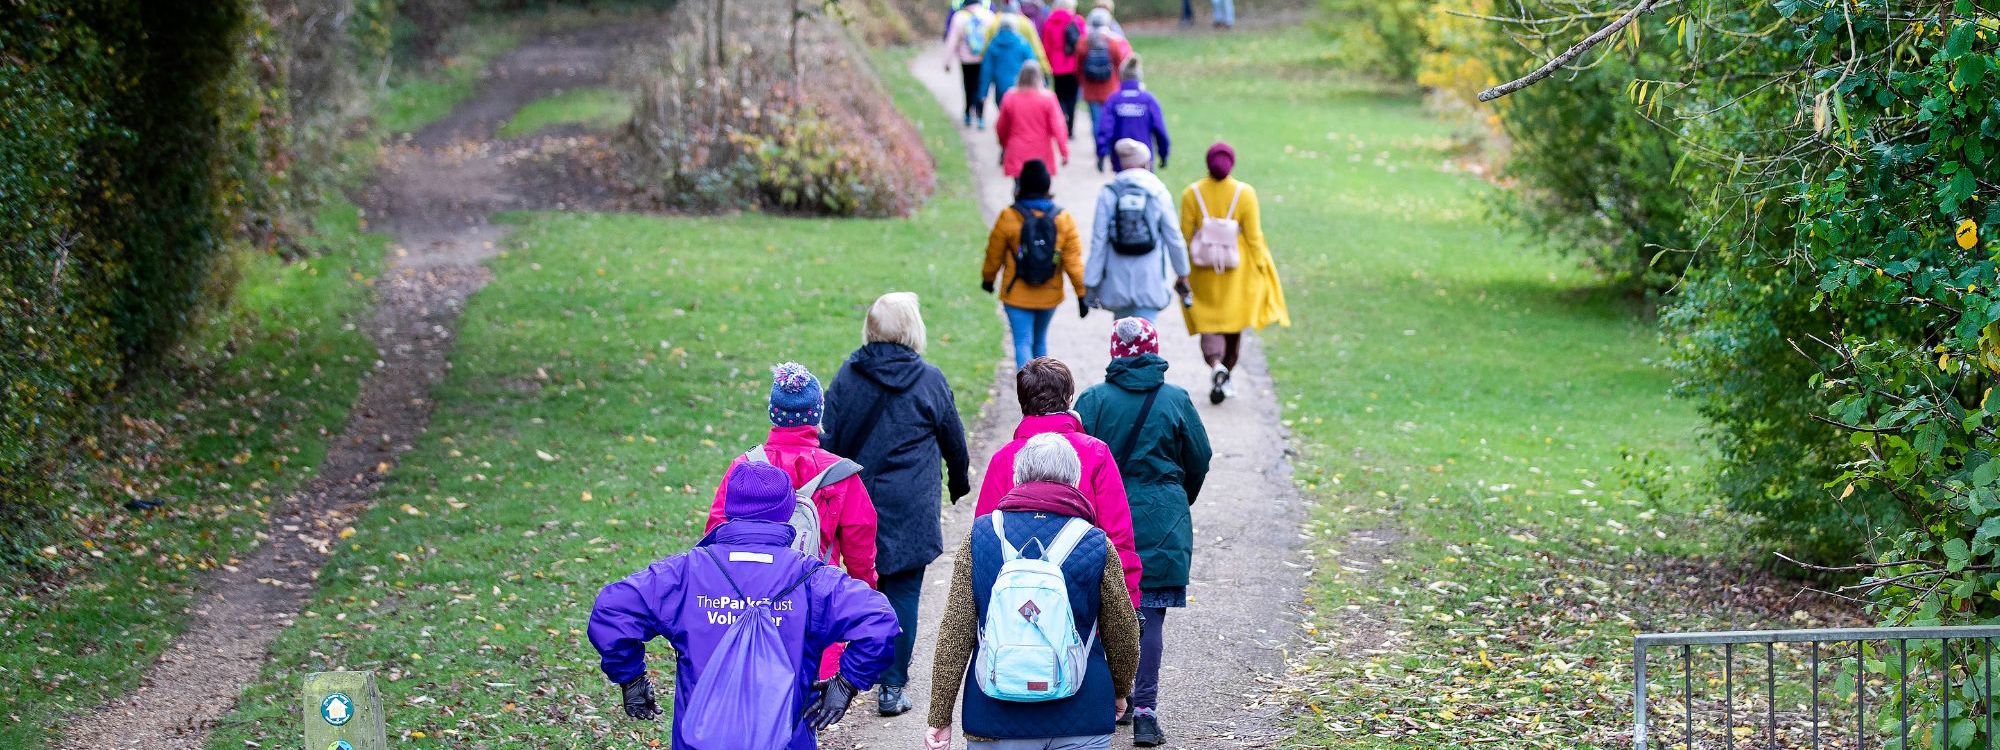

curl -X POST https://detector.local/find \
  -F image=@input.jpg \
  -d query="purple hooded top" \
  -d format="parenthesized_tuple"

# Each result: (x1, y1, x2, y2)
(1094, 79, 1170, 163)
(588, 463, 899, 750)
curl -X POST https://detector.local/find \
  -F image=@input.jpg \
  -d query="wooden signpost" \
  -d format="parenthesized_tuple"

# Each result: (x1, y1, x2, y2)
(303, 671, 388, 750)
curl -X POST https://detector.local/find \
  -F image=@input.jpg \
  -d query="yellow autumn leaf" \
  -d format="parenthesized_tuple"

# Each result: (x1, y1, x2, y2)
(1960, 219, 1980, 250)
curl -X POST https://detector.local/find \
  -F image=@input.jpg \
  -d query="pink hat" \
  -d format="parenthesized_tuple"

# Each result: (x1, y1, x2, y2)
(1109, 317, 1159, 358)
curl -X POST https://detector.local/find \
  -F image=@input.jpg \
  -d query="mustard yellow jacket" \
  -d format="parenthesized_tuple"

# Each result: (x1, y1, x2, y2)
(983, 202, 1086, 310)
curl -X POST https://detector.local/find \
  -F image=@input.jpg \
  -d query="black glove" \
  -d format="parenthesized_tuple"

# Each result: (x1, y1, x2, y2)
(1096, 156, 1107, 173)
(1078, 295, 1092, 318)
(1157, 155, 1167, 170)
(803, 674, 860, 731)
(948, 475, 972, 504)
(981, 279, 996, 294)
(620, 676, 659, 720)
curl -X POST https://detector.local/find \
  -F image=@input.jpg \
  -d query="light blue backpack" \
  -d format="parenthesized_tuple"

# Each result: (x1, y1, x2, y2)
(974, 513, 1096, 702)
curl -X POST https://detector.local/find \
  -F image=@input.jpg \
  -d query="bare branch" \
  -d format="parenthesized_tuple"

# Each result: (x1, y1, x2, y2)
(1478, 0, 1664, 102)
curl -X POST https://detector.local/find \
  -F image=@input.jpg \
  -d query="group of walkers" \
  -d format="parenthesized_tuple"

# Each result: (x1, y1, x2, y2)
(589, 304, 1219, 748)
(582, 7, 1288, 749)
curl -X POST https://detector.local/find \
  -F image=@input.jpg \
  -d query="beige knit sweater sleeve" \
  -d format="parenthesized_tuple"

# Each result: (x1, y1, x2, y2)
(926, 531, 1144, 730)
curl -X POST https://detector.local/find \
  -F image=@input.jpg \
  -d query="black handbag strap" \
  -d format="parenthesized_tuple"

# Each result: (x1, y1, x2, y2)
(1117, 386, 1162, 462)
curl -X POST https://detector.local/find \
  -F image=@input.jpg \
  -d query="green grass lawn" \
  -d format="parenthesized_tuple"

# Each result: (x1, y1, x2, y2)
(498, 86, 632, 138)
(0, 200, 387, 750)
(202, 49, 998, 747)
(1125, 29, 1758, 749)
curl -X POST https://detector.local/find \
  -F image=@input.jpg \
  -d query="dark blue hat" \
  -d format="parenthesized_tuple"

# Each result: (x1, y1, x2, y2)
(768, 362, 823, 427)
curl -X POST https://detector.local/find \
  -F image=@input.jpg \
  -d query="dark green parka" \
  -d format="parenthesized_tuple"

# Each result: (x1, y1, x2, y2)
(1074, 353, 1212, 590)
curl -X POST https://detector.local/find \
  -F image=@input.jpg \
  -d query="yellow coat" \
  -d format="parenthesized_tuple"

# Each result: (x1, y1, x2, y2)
(1178, 177, 1290, 333)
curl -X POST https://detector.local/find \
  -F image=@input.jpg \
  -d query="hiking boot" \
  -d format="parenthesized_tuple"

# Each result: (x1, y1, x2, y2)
(1132, 711, 1167, 746)
(1209, 364, 1230, 404)
(878, 685, 913, 716)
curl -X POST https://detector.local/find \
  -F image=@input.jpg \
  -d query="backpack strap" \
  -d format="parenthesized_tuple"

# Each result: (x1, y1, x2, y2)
(1191, 183, 1211, 219)
(1223, 183, 1244, 220)
(744, 445, 769, 464)
(992, 511, 1020, 562)
(799, 458, 863, 498)
(1115, 386, 1162, 464)
(1043, 517, 1093, 567)
(698, 547, 819, 610)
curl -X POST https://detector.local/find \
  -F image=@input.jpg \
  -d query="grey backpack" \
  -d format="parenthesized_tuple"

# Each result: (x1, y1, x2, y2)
(744, 446, 862, 559)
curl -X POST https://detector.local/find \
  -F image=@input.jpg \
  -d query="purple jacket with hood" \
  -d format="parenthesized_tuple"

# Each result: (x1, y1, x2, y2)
(1093, 79, 1170, 164)
(588, 462, 900, 750)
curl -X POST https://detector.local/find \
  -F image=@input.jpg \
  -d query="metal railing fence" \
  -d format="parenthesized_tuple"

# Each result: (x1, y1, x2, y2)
(1635, 626, 2000, 750)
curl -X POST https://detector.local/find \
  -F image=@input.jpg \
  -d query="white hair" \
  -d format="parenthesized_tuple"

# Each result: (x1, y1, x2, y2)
(864, 292, 926, 354)
(1013, 433, 1082, 487)
(1054, 0, 1078, 9)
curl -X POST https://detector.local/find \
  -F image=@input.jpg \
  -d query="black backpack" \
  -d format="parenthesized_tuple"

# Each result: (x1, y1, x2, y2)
(1009, 204, 1062, 291)
(1062, 19, 1083, 58)
(1081, 35, 1115, 82)
(1108, 183, 1156, 255)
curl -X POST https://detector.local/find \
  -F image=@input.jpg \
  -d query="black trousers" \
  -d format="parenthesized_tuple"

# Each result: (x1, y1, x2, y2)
(960, 62, 985, 120)
(1052, 73, 1081, 137)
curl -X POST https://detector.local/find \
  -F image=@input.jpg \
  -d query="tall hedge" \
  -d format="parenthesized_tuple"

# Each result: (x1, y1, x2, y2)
(0, 1, 391, 519)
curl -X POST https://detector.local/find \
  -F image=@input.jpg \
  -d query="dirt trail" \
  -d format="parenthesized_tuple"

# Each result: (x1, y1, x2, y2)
(828, 48, 1313, 749)
(56, 23, 643, 750)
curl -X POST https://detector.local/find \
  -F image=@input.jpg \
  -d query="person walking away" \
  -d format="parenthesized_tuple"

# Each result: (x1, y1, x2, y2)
(1076, 9, 1131, 139)
(1211, 0, 1234, 28)
(924, 434, 1141, 750)
(1086, 139, 1189, 323)
(590, 461, 900, 750)
(943, 0, 998, 128)
(978, 1, 1052, 108)
(1091, 0, 1126, 34)
(1039, 0, 1087, 138)
(976, 357, 1143, 607)
(1180, 141, 1290, 404)
(1074, 318, 1212, 747)
(1179, 0, 1194, 26)
(1019, 0, 1051, 28)
(821, 292, 973, 717)
(1093, 56, 1168, 174)
(995, 66, 1069, 178)
(982, 160, 1085, 370)
(707, 362, 882, 679)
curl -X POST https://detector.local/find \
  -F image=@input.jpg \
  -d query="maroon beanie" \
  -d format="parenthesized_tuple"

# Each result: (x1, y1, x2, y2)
(1206, 142, 1236, 180)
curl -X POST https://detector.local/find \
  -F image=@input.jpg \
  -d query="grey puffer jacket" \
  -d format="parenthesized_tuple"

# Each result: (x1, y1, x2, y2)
(1086, 168, 1189, 311)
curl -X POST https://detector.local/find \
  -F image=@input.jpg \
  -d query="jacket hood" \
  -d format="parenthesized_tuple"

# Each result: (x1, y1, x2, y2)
(764, 424, 822, 448)
(1113, 168, 1167, 195)
(849, 342, 926, 392)
(1013, 411, 1083, 440)
(996, 480, 1096, 523)
(696, 518, 797, 548)
(1105, 353, 1168, 392)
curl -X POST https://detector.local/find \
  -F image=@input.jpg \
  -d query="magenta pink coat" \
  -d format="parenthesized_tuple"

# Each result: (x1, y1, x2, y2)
(974, 412, 1142, 606)
(995, 87, 1070, 178)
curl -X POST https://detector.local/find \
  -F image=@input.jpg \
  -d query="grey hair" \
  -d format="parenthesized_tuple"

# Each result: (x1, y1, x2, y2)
(864, 292, 926, 354)
(1120, 54, 1142, 82)
(1016, 63, 1045, 90)
(1013, 432, 1082, 487)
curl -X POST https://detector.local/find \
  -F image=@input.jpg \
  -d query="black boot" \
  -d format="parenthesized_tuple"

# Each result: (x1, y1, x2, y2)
(1133, 711, 1166, 746)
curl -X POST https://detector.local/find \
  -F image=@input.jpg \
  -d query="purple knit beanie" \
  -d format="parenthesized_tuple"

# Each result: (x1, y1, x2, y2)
(768, 362, 823, 427)
(724, 460, 796, 523)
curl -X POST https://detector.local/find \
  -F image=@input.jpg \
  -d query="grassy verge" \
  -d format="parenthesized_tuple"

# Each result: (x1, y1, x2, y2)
(1124, 28, 1792, 748)
(499, 86, 632, 138)
(0, 200, 388, 750)
(203, 47, 996, 747)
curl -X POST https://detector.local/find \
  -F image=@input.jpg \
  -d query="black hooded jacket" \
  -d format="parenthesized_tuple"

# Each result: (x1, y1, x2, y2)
(822, 342, 973, 576)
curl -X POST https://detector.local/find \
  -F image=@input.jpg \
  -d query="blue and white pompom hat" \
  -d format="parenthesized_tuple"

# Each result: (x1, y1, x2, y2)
(767, 362, 824, 427)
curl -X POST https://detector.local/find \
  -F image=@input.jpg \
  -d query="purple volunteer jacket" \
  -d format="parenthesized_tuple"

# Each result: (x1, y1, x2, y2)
(588, 519, 899, 750)
(1094, 80, 1170, 162)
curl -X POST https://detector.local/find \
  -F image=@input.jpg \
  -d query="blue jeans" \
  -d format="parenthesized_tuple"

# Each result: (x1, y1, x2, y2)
(1004, 304, 1055, 369)
(1213, 0, 1235, 24)
(1133, 606, 1167, 709)
(878, 568, 925, 688)
(1107, 306, 1160, 323)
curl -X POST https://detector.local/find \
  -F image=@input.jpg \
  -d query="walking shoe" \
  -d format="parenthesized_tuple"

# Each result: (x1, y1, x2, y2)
(963, 113, 973, 128)
(976, 116, 987, 130)
(1209, 364, 1230, 404)
(1117, 705, 1134, 725)
(1132, 710, 1166, 746)
(878, 685, 913, 716)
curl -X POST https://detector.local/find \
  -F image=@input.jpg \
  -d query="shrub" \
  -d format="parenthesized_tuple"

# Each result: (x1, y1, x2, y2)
(1319, 0, 1432, 81)
(623, 3, 935, 217)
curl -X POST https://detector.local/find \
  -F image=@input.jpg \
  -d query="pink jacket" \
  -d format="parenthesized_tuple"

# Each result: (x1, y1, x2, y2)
(995, 87, 1069, 178)
(975, 412, 1142, 606)
(708, 426, 880, 589)
(1039, 8, 1086, 76)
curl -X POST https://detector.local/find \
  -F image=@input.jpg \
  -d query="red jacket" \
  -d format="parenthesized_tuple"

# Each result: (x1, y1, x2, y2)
(975, 412, 1142, 606)
(1040, 8, 1086, 76)
(1078, 33, 1132, 104)
(995, 87, 1070, 178)
(708, 426, 880, 588)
